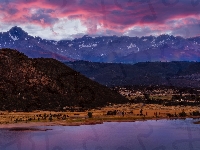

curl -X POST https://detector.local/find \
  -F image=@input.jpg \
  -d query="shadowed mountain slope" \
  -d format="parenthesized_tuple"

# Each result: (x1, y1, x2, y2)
(0, 48, 128, 111)
(65, 60, 200, 88)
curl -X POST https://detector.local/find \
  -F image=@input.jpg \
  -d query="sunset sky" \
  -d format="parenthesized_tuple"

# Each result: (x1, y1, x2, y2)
(0, 0, 200, 40)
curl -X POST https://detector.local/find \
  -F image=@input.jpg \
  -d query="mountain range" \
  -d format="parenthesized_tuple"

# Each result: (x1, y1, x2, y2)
(1, 26, 200, 63)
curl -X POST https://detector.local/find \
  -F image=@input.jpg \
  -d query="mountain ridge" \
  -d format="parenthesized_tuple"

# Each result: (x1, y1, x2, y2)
(64, 60, 200, 88)
(1, 26, 200, 63)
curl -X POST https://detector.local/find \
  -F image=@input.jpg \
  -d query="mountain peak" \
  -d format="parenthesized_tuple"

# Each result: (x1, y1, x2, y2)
(82, 35, 90, 38)
(8, 26, 28, 37)
(9, 26, 24, 32)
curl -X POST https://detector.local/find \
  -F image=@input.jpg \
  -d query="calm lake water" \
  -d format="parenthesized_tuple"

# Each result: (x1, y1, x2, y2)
(0, 119, 200, 150)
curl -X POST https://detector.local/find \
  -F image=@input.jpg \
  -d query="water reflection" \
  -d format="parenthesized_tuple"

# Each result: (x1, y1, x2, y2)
(0, 119, 200, 150)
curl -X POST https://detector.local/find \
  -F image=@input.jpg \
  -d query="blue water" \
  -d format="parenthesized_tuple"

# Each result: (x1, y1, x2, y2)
(0, 119, 200, 150)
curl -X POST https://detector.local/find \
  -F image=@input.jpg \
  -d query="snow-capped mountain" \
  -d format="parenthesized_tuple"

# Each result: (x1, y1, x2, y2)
(0, 26, 74, 61)
(1, 26, 200, 63)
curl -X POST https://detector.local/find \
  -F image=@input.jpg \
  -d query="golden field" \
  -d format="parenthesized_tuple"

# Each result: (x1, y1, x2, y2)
(0, 103, 200, 128)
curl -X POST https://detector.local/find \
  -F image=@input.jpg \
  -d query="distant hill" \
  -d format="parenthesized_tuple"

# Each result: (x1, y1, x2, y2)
(64, 60, 200, 88)
(1, 26, 200, 63)
(0, 48, 128, 111)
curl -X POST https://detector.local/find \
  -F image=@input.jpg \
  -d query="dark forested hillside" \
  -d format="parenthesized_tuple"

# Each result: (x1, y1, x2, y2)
(65, 60, 200, 87)
(0, 48, 128, 111)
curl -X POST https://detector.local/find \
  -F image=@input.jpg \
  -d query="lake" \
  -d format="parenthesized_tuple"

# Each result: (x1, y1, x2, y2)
(0, 119, 200, 150)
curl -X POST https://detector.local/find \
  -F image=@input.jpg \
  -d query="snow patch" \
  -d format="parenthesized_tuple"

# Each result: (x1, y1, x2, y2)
(79, 43, 97, 48)
(9, 32, 19, 41)
(53, 41, 58, 45)
(151, 39, 155, 43)
(127, 43, 139, 52)
(127, 43, 136, 49)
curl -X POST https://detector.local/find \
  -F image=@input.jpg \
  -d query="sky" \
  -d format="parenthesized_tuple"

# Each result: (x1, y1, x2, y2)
(0, 0, 200, 41)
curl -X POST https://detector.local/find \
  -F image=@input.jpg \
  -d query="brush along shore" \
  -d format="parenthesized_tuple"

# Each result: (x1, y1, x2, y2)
(0, 103, 200, 127)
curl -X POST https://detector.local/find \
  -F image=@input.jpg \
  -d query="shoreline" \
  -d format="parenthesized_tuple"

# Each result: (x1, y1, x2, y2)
(0, 103, 200, 128)
(0, 116, 200, 129)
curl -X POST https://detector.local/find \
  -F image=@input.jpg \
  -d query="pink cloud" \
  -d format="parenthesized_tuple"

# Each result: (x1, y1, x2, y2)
(0, 0, 200, 36)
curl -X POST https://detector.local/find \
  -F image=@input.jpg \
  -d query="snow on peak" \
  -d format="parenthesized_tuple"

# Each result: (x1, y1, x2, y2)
(79, 43, 97, 48)
(151, 39, 155, 43)
(127, 43, 140, 52)
(159, 40, 165, 44)
(9, 32, 19, 41)
(53, 41, 58, 45)
(127, 43, 136, 49)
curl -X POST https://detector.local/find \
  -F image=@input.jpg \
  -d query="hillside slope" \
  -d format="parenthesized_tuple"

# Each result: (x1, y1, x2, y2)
(0, 48, 128, 111)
